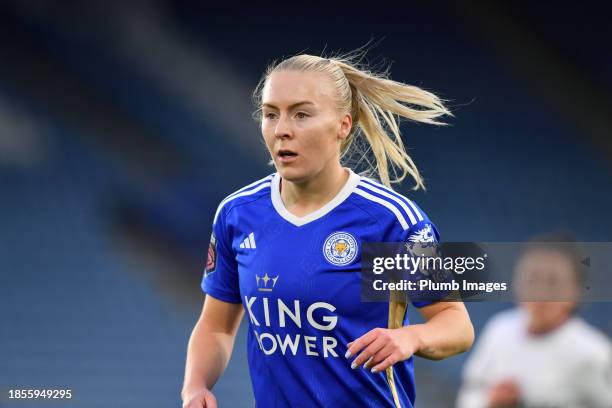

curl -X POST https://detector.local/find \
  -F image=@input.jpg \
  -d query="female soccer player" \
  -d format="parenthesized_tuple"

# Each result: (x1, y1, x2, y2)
(182, 50, 474, 408)
(457, 235, 612, 407)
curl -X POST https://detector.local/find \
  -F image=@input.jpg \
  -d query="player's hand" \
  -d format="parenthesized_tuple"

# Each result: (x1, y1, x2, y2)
(345, 327, 422, 373)
(487, 379, 521, 408)
(182, 387, 217, 408)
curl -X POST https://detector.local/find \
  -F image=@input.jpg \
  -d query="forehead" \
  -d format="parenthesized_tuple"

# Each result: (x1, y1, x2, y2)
(262, 70, 335, 106)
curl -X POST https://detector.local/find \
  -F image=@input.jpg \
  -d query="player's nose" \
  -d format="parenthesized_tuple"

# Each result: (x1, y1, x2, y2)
(274, 115, 293, 139)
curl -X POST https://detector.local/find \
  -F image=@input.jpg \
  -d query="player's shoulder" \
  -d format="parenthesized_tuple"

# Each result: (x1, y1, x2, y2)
(565, 317, 611, 359)
(213, 173, 275, 224)
(351, 174, 429, 231)
(483, 307, 527, 336)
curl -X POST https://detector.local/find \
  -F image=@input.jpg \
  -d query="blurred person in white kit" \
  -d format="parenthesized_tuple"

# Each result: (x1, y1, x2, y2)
(456, 234, 612, 408)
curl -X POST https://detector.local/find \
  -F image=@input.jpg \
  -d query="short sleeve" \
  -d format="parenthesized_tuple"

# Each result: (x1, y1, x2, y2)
(201, 204, 241, 303)
(398, 217, 453, 308)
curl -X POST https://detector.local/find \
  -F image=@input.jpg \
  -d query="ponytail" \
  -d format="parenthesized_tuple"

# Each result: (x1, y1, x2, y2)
(252, 47, 453, 189)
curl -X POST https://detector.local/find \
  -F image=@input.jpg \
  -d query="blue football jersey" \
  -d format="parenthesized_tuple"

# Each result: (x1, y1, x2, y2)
(203, 168, 442, 408)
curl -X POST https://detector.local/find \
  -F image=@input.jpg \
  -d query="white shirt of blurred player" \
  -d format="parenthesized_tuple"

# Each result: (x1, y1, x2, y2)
(456, 308, 612, 408)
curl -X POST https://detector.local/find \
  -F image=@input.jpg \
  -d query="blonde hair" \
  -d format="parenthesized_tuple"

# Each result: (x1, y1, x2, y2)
(252, 47, 453, 190)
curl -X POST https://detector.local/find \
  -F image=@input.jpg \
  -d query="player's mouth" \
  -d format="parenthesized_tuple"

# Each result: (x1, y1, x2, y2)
(277, 149, 298, 163)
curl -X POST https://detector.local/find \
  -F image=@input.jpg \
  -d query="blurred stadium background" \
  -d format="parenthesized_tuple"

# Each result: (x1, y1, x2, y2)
(0, 1, 611, 407)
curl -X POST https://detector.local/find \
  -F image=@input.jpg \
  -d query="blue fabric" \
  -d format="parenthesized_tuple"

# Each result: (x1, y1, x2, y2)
(203, 172, 445, 407)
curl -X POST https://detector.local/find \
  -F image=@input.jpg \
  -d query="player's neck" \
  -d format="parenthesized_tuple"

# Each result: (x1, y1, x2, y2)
(280, 164, 349, 217)
(526, 313, 572, 337)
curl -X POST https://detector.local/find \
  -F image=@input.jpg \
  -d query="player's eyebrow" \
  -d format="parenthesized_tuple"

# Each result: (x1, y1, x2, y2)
(262, 101, 315, 110)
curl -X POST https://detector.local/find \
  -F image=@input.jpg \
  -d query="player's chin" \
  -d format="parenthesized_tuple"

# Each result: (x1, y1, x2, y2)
(276, 162, 307, 181)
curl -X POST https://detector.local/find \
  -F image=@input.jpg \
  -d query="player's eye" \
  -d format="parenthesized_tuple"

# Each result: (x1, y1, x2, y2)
(263, 112, 277, 119)
(296, 112, 309, 119)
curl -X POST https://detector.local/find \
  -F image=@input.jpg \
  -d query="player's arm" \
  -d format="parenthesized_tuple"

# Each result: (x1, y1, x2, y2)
(181, 295, 244, 408)
(456, 315, 519, 408)
(347, 300, 474, 373)
(410, 300, 474, 360)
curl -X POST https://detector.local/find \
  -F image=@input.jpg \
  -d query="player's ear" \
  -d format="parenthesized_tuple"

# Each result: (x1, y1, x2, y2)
(338, 112, 352, 141)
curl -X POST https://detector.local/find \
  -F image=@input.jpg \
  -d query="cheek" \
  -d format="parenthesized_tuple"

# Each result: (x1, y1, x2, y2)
(546, 304, 570, 318)
(302, 135, 335, 162)
(261, 125, 275, 149)
(304, 119, 340, 152)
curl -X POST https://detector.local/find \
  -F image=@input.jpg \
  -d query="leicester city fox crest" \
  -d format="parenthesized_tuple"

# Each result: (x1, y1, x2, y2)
(323, 232, 358, 266)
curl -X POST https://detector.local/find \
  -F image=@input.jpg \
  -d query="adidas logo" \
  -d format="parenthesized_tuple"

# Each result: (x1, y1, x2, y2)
(239, 232, 256, 249)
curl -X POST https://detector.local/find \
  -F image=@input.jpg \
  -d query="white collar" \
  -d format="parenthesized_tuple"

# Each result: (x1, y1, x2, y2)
(270, 168, 360, 227)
